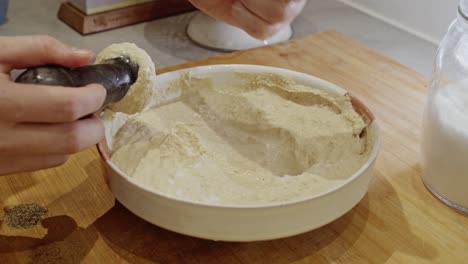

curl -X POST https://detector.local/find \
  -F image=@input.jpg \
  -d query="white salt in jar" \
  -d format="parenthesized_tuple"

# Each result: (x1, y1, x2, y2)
(421, 0, 468, 212)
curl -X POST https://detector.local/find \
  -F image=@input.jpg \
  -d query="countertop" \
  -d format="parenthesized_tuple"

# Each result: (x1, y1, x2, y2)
(0, 0, 437, 76)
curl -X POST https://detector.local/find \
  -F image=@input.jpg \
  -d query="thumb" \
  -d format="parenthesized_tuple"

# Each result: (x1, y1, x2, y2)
(0, 35, 94, 73)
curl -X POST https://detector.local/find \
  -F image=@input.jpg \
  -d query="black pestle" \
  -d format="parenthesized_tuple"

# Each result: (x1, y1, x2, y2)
(15, 57, 139, 108)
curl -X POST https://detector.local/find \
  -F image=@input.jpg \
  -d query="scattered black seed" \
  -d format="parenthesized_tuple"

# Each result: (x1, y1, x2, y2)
(3, 203, 48, 229)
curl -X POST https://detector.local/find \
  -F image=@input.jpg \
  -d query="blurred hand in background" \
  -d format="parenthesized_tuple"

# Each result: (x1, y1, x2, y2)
(188, 0, 307, 39)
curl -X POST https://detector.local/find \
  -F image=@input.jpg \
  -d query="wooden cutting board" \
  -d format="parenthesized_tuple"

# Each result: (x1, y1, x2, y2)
(1, 31, 467, 263)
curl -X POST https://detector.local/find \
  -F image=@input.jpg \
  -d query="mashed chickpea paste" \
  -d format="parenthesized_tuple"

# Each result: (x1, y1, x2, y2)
(99, 43, 372, 205)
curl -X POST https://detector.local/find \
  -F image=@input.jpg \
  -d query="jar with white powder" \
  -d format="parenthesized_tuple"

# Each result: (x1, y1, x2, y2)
(421, 0, 468, 212)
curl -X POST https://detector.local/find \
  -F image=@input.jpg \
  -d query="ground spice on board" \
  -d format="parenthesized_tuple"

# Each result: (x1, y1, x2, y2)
(3, 203, 48, 229)
(32, 241, 86, 264)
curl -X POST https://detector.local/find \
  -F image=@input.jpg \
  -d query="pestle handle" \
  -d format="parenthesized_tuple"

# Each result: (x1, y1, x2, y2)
(14, 57, 139, 108)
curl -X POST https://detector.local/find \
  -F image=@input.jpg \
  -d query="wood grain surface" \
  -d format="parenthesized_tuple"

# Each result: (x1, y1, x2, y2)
(1, 31, 467, 263)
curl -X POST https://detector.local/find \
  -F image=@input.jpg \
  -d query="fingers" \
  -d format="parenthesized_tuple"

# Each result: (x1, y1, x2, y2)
(188, 0, 306, 39)
(0, 35, 94, 73)
(0, 115, 104, 155)
(0, 82, 106, 123)
(0, 154, 69, 176)
(187, 0, 279, 39)
(231, 1, 284, 39)
(239, 0, 306, 25)
(0, 35, 104, 175)
(188, 0, 237, 25)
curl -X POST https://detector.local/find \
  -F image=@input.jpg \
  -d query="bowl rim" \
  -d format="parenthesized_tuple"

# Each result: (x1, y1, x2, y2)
(97, 64, 381, 209)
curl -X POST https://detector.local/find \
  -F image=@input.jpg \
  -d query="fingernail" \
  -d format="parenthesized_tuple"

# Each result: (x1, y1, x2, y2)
(71, 47, 93, 56)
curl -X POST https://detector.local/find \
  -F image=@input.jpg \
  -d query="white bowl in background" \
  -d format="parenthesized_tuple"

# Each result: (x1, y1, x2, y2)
(186, 12, 293, 51)
(98, 64, 381, 242)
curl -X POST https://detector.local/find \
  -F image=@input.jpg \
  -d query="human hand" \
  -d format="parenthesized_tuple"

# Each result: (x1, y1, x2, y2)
(188, 0, 306, 39)
(0, 35, 106, 175)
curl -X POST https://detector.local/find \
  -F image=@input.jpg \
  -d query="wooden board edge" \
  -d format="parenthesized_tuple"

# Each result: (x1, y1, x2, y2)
(158, 30, 427, 85)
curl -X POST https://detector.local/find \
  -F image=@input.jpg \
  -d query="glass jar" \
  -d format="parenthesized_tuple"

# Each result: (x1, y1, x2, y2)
(421, 0, 468, 213)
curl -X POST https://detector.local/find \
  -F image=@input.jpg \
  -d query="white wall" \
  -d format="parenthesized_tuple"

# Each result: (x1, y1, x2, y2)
(339, 0, 459, 44)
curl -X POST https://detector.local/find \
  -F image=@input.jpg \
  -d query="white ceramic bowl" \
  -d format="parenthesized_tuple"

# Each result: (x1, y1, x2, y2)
(98, 65, 381, 242)
(186, 12, 293, 51)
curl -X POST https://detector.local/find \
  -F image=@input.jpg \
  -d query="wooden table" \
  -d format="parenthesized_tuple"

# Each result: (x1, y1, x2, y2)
(1, 31, 467, 263)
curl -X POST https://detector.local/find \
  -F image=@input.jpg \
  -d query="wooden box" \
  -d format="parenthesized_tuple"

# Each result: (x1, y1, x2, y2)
(58, 0, 196, 35)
